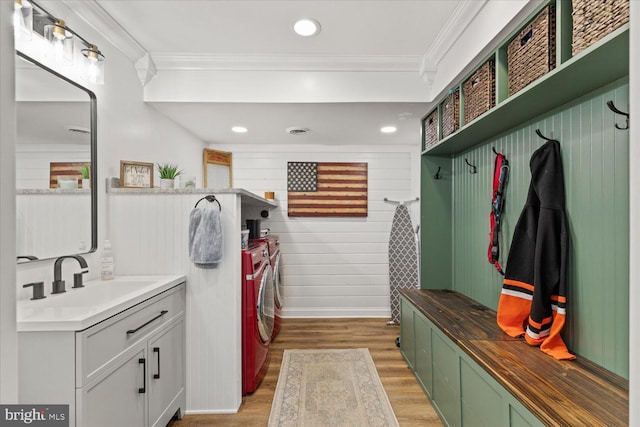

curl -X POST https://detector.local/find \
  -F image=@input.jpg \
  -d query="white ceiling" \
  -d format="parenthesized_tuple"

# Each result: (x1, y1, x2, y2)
(78, 0, 473, 145)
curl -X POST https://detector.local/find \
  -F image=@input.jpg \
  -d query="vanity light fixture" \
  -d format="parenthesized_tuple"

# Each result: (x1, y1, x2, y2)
(13, 0, 33, 41)
(81, 44, 105, 85)
(380, 126, 397, 134)
(44, 19, 74, 64)
(232, 126, 248, 133)
(293, 18, 321, 37)
(24, 0, 107, 84)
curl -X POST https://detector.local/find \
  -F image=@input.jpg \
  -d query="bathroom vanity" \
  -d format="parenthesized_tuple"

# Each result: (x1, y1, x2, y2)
(17, 275, 186, 427)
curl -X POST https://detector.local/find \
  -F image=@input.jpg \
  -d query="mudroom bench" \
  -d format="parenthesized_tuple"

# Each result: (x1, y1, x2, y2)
(399, 289, 628, 427)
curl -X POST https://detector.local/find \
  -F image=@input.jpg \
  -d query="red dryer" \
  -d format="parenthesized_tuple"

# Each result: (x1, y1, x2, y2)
(253, 235, 283, 339)
(241, 241, 274, 395)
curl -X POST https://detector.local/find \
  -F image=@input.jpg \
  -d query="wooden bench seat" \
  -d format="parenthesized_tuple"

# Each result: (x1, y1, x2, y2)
(401, 289, 629, 427)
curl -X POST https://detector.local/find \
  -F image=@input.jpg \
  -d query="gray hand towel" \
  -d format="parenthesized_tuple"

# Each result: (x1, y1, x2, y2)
(189, 200, 223, 266)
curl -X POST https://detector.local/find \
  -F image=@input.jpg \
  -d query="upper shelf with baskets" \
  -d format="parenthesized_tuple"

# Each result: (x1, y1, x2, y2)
(422, 0, 630, 157)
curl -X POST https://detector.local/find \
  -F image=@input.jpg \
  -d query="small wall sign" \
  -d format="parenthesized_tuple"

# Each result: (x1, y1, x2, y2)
(120, 160, 154, 188)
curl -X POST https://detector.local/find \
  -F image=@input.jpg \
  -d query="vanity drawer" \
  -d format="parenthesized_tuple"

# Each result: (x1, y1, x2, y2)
(75, 283, 185, 388)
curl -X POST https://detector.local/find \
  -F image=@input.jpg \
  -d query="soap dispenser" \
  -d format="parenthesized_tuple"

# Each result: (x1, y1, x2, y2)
(101, 240, 115, 280)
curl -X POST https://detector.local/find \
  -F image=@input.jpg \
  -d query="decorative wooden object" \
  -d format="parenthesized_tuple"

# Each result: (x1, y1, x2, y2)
(49, 162, 86, 188)
(287, 162, 368, 217)
(203, 149, 232, 188)
(120, 160, 154, 188)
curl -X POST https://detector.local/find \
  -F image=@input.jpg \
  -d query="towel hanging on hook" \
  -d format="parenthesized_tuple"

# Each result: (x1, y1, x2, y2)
(606, 100, 629, 130)
(195, 195, 222, 211)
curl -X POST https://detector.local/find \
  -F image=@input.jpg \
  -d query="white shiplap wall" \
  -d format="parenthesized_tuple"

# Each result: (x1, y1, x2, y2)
(16, 144, 90, 189)
(215, 144, 420, 318)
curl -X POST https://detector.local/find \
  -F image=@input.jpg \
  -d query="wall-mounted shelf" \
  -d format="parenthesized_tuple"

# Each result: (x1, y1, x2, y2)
(423, 24, 629, 157)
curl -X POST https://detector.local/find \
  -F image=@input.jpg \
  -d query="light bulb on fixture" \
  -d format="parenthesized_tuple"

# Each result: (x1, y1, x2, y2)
(44, 19, 74, 64)
(13, 0, 33, 41)
(381, 126, 397, 134)
(81, 44, 105, 84)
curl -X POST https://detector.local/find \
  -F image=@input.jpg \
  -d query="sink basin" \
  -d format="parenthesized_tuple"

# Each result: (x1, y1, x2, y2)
(17, 275, 185, 331)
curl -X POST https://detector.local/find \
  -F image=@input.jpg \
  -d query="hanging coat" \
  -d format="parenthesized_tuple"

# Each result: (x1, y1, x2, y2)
(497, 139, 575, 360)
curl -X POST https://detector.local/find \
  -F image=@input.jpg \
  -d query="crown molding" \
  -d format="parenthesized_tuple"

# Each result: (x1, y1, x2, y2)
(61, 0, 148, 63)
(150, 53, 423, 72)
(419, 0, 488, 84)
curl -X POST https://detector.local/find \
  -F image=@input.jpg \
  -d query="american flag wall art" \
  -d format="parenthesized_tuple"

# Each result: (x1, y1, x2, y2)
(287, 162, 368, 217)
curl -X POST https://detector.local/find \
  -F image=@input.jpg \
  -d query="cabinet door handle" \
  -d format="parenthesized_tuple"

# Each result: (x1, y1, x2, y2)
(153, 347, 161, 379)
(127, 310, 168, 336)
(138, 358, 146, 394)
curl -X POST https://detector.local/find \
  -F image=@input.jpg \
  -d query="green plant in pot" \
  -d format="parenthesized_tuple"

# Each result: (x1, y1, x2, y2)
(79, 163, 91, 189)
(157, 163, 182, 189)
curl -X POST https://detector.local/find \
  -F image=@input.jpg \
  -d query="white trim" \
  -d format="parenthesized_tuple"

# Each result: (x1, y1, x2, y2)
(151, 53, 422, 72)
(61, 0, 148, 63)
(282, 308, 391, 318)
(419, 0, 488, 84)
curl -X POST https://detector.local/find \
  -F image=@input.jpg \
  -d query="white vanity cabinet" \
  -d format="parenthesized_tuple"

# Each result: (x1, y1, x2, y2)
(18, 280, 186, 427)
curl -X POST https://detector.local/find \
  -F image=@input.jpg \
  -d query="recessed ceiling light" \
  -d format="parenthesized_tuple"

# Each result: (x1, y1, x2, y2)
(232, 126, 248, 133)
(293, 18, 321, 37)
(381, 126, 397, 134)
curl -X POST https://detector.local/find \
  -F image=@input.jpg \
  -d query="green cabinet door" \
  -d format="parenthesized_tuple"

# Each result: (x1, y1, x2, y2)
(432, 330, 461, 427)
(400, 297, 415, 369)
(414, 314, 433, 397)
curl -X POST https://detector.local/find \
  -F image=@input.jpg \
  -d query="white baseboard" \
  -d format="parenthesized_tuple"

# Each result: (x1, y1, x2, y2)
(282, 307, 391, 318)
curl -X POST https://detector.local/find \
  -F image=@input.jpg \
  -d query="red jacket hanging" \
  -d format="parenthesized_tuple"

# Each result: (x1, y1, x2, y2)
(497, 139, 575, 360)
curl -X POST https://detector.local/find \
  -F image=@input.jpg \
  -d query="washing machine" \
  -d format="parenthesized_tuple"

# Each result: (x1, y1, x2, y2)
(241, 241, 274, 395)
(252, 234, 283, 339)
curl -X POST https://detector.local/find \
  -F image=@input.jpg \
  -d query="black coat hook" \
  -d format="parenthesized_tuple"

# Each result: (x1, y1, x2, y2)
(434, 166, 442, 180)
(606, 100, 629, 130)
(535, 129, 557, 142)
(492, 147, 500, 156)
(464, 158, 477, 174)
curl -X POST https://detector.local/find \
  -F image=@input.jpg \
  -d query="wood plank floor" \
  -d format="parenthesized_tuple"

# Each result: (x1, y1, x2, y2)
(169, 318, 443, 426)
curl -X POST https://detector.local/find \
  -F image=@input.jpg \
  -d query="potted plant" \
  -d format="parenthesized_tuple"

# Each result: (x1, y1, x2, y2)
(79, 163, 91, 189)
(156, 163, 182, 189)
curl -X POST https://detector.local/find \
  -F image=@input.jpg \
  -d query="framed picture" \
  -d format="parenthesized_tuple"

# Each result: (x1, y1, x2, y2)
(120, 160, 154, 188)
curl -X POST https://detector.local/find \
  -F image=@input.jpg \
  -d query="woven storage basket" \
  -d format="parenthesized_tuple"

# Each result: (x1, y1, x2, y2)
(440, 90, 460, 138)
(423, 110, 438, 150)
(572, 0, 629, 56)
(463, 59, 496, 124)
(507, 4, 556, 96)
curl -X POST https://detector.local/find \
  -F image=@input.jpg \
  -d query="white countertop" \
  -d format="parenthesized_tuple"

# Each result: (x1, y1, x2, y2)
(17, 275, 186, 332)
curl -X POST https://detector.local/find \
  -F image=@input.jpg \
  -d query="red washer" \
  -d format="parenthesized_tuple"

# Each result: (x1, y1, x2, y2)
(252, 235, 283, 339)
(241, 241, 274, 395)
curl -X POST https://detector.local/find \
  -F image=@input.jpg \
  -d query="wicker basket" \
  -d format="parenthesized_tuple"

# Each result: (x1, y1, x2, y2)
(440, 90, 460, 138)
(572, 0, 629, 56)
(463, 59, 496, 124)
(507, 4, 556, 96)
(423, 110, 438, 150)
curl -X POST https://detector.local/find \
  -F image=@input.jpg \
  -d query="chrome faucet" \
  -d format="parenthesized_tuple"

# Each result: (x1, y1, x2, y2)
(52, 255, 89, 294)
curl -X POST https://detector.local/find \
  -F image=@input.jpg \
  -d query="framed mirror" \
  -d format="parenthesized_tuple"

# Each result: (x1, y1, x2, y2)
(15, 52, 97, 262)
(203, 148, 232, 188)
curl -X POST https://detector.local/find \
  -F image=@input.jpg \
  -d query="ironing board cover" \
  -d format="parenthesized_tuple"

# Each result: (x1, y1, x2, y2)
(388, 204, 419, 324)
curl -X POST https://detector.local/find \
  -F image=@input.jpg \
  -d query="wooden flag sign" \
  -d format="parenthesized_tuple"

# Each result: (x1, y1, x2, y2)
(287, 162, 368, 217)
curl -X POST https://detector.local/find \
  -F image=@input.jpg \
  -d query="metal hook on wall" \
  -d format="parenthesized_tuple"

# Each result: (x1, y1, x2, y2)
(434, 166, 443, 180)
(535, 129, 555, 142)
(464, 158, 477, 174)
(606, 100, 629, 130)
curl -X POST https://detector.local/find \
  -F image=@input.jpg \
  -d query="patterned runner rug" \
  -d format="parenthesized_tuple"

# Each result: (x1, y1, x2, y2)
(268, 348, 400, 427)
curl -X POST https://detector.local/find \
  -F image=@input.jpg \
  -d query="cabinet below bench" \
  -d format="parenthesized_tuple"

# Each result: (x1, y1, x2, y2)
(400, 289, 628, 427)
